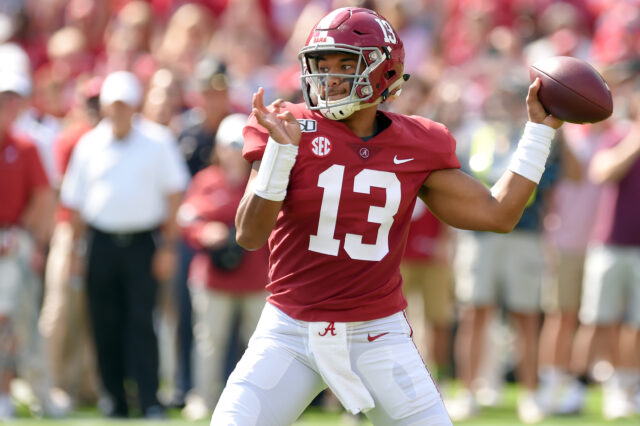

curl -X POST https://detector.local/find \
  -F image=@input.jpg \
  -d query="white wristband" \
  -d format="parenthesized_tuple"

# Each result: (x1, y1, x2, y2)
(508, 122, 556, 183)
(252, 137, 299, 201)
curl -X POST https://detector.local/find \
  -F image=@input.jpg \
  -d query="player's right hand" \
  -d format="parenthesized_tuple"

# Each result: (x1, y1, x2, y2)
(252, 87, 301, 146)
(526, 78, 564, 130)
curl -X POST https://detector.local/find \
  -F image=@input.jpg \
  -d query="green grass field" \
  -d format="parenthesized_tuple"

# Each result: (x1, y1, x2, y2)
(2, 383, 639, 425)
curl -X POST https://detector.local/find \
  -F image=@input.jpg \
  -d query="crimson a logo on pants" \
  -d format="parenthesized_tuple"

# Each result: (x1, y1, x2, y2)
(318, 321, 336, 336)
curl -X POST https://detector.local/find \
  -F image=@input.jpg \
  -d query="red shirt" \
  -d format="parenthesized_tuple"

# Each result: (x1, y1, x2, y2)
(403, 203, 445, 261)
(590, 127, 640, 246)
(53, 121, 93, 223)
(0, 132, 50, 226)
(243, 103, 460, 321)
(181, 166, 269, 293)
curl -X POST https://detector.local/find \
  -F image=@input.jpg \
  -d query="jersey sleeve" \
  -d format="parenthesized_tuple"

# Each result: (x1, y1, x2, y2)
(411, 115, 461, 170)
(242, 112, 270, 163)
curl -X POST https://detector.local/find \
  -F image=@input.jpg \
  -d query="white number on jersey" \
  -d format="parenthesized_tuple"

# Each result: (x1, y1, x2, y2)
(309, 165, 401, 261)
(374, 18, 397, 44)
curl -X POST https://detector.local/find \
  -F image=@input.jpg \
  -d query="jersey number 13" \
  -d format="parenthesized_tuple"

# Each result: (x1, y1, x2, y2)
(308, 164, 401, 261)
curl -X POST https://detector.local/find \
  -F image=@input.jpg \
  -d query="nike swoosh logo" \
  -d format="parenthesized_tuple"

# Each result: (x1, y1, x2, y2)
(367, 332, 389, 342)
(393, 155, 414, 164)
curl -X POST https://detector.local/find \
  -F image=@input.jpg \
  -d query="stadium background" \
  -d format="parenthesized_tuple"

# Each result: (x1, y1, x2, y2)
(0, 0, 639, 424)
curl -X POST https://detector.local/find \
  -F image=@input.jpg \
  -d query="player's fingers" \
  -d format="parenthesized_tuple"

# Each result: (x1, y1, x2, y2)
(252, 107, 268, 127)
(252, 87, 268, 113)
(277, 111, 297, 124)
(527, 78, 541, 101)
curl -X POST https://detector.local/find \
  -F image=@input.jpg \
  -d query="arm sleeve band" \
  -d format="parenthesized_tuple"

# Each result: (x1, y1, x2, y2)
(252, 137, 299, 201)
(508, 122, 556, 184)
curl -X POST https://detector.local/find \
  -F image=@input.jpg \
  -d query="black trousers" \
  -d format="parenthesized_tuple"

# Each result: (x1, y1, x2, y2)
(86, 227, 160, 416)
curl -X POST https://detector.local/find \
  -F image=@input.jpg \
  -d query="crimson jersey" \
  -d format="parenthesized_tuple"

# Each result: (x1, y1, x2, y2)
(0, 132, 49, 226)
(180, 166, 269, 293)
(243, 103, 460, 321)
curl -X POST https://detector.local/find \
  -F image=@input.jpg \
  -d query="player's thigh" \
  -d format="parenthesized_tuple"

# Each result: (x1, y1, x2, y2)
(454, 232, 498, 306)
(212, 337, 326, 426)
(579, 245, 626, 325)
(504, 233, 543, 313)
(351, 332, 451, 425)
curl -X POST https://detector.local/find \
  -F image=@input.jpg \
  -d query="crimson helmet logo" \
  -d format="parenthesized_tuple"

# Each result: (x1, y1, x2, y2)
(359, 147, 370, 159)
(311, 136, 332, 157)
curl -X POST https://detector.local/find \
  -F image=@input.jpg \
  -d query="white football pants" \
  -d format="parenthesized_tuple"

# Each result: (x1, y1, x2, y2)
(211, 303, 452, 425)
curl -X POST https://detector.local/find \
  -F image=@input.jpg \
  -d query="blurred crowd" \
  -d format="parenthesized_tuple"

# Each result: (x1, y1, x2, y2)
(0, 0, 639, 423)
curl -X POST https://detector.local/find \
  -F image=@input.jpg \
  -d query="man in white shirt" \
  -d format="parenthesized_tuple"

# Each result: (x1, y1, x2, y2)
(60, 71, 189, 419)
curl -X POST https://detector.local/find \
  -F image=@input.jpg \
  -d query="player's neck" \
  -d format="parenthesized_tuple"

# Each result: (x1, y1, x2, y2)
(340, 106, 378, 138)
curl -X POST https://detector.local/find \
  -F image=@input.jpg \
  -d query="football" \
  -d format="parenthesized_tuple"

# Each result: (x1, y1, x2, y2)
(529, 56, 613, 124)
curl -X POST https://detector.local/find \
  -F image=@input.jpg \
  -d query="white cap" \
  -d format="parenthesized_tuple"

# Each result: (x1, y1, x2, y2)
(0, 70, 31, 97)
(0, 42, 31, 75)
(216, 113, 249, 150)
(100, 71, 142, 108)
(0, 42, 32, 96)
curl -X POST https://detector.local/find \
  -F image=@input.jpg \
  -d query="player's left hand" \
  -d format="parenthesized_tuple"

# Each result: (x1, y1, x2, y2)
(527, 78, 564, 129)
(252, 87, 301, 146)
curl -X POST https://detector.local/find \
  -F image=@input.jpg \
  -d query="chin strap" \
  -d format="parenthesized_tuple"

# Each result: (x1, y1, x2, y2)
(354, 73, 411, 112)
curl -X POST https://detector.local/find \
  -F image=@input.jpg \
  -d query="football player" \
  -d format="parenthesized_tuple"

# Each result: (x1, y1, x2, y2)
(212, 7, 563, 425)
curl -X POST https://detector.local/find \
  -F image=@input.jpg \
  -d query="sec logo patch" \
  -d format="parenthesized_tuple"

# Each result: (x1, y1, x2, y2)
(311, 136, 332, 157)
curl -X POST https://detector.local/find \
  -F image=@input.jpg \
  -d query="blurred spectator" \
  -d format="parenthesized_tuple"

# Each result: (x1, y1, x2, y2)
(401, 204, 455, 386)
(179, 56, 232, 176)
(139, 66, 188, 406)
(38, 77, 102, 407)
(447, 82, 561, 424)
(155, 2, 214, 81)
(13, 64, 64, 186)
(0, 0, 637, 422)
(142, 67, 185, 133)
(59, 71, 189, 418)
(63, 0, 110, 57)
(523, 1, 593, 64)
(46, 25, 93, 83)
(97, 0, 157, 81)
(0, 67, 67, 419)
(578, 81, 640, 420)
(212, 1, 285, 112)
(590, 0, 640, 65)
(388, 74, 455, 385)
(111, 1, 154, 55)
(536, 121, 623, 416)
(178, 113, 269, 421)
(168, 56, 234, 405)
